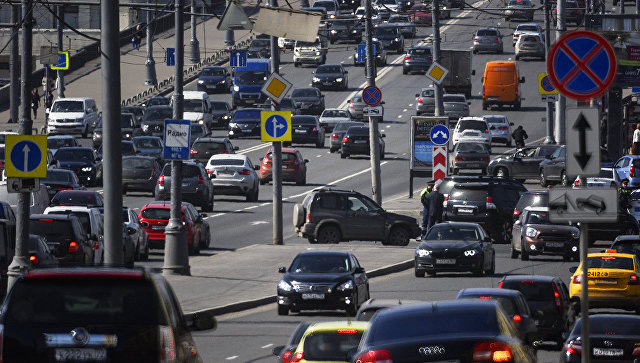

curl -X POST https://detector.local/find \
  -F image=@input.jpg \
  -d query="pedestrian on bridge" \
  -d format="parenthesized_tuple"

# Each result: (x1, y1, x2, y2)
(512, 125, 528, 148)
(31, 88, 40, 119)
(632, 124, 640, 155)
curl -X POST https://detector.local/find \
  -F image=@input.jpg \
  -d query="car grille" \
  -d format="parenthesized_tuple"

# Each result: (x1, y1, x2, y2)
(430, 249, 462, 258)
(241, 94, 259, 100)
(300, 51, 317, 56)
(294, 284, 333, 293)
(55, 119, 77, 123)
(538, 233, 569, 242)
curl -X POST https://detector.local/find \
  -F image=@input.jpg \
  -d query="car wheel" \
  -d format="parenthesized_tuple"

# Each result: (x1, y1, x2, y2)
(501, 220, 512, 243)
(414, 267, 425, 278)
(82, 125, 88, 138)
(134, 241, 141, 261)
(296, 174, 306, 186)
(510, 242, 519, 259)
(520, 240, 530, 261)
(317, 225, 341, 244)
(561, 171, 569, 186)
(540, 169, 549, 187)
(402, 67, 408, 74)
(514, 101, 521, 110)
(294, 62, 299, 68)
(515, 55, 520, 61)
(142, 243, 150, 261)
(494, 167, 509, 178)
(277, 305, 289, 316)
(188, 241, 195, 256)
(387, 226, 410, 246)
(259, 178, 267, 185)
(340, 153, 348, 159)
(472, 49, 477, 54)
(347, 292, 358, 316)
(482, 102, 487, 110)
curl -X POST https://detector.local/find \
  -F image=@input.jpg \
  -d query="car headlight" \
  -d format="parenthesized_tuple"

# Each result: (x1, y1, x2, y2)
(220, 80, 226, 84)
(198, 119, 204, 125)
(394, 37, 399, 41)
(278, 280, 292, 292)
(222, 115, 230, 120)
(228, 122, 237, 128)
(197, 80, 204, 84)
(315, 51, 321, 56)
(336, 77, 344, 82)
(571, 230, 580, 239)
(124, 133, 131, 138)
(416, 249, 431, 257)
(233, 85, 240, 92)
(329, 14, 336, 18)
(312, 77, 320, 82)
(337, 280, 353, 291)
(372, 37, 379, 41)
(464, 249, 478, 257)
(331, 29, 338, 34)
(81, 166, 93, 172)
(94, 133, 102, 138)
(294, 50, 300, 56)
(352, 29, 358, 33)
(525, 227, 538, 238)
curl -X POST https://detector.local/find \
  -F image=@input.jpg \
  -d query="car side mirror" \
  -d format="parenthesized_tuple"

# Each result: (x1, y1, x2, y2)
(520, 76, 525, 83)
(126, 226, 136, 235)
(569, 266, 577, 273)
(484, 236, 492, 242)
(141, 221, 149, 227)
(278, 266, 286, 273)
(304, 159, 309, 163)
(510, 122, 514, 126)
(187, 312, 217, 331)
(471, 70, 476, 76)
(514, 220, 521, 225)
(200, 213, 207, 219)
(354, 266, 365, 273)
(49, 158, 57, 166)
(345, 70, 348, 74)
(272, 346, 285, 356)
(253, 164, 260, 170)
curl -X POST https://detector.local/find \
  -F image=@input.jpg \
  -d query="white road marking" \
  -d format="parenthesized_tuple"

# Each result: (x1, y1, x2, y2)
(386, 125, 391, 128)
(408, 103, 413, 107)
(397, 115, 402, 118)
(262, 344, 274, 349)
(316, 154, 322, 157)
(225, 356, 238, 360)
(245, 205, 259, 210)
(402, 108, 407, 112)
(260, 202, 269, 206)
(251, 221, 268, 225)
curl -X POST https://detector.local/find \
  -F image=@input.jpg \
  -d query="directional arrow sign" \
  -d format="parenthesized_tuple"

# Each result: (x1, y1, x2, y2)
(566, 107, 600, 177)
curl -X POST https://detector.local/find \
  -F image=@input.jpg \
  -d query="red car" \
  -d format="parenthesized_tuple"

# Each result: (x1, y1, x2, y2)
(139, 201, 205, 255)
(259, 148, 308, 185)
(409, 4, 432, 25)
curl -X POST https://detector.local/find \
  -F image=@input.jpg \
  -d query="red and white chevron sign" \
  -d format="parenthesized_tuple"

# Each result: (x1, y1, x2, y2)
(432, 146, 447, 181)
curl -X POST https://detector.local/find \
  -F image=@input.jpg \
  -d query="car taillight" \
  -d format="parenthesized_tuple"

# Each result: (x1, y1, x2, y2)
(484, 129, 489, 133)
(197, 176, 205, 185)
(29, 255, 39, 265)
(514, 34, 519, 38)
(355, 349, 393, 363)
(629, 274, 639, 285)
(564, 341, 582, 355)
(482, 86, 486, 97)
(159, 325, 176, 363)
(190, 149, 198, 155)
(343, 137, 353, 143)
(486, 196, 496, 209)
(512, 314, 522, 327)
(633, 347, 640, 356)
(93, 242, 100, 250)
(158, 175, 165, 185)
(306, 213, 311, 223)
(495, 38, 499, 43)
(472, 341, 512, 362)
(290, 352, 304, 362)
(207, 169, 214, 174)
(417, 97, 423, 104)
(455, 156, 465, 161)
(573, 274, 582, 284)
(312, 127, 318, 132)
(68, 241, 79, 253)
(331, 134, 339, 139)
(239, 169, 251, 175)
(282, 350, 293, 363)
(631, 166, 636, 177)
(474, 37, 478, 42)
(348, 100, 354, 109)
(513, 209, 521, 217)
(573, 178, 580, 187)
(498, 281, 504, 288)
(404, 55, 411, 60)
(498, 126, 508, 130)
(428, 56, 433, 60)
(58, 187, 72, 190)
(552, 283, 562, 310)
(480, 157, 489, 161)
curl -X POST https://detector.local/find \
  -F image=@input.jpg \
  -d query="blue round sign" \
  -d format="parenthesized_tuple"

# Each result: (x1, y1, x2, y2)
(10, 140, 42, 173)
(362, 86, 382, 106)
(264, 114, 288, 138)
(430, 124, 450, 145)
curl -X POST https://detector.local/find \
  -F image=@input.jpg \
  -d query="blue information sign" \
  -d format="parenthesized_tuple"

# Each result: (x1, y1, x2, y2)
(10, 140, 42, 173)
(230, 49, 247, 67)
(430, 124, 450, 145)
(264, 114, 288, 138)
(163, 119, 191, 160)
(166, 48, 175, 66)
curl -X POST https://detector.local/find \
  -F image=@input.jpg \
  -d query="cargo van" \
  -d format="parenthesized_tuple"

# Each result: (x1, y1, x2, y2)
(232, 59, 271, 108)
(180, 91, 214, 129)
(481, 61, 525, 110)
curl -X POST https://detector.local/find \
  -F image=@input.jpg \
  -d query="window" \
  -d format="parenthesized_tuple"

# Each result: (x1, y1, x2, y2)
(315, 194, 345, 210)
(303, 331, 363, 361)
(587, 256, 634, 270)
(289, 254, 351, 273)
(458, 295, 517, 315)
(141, 208, 171, 220)
(348, 196, 379, 212)
(425, 225, 481, 240)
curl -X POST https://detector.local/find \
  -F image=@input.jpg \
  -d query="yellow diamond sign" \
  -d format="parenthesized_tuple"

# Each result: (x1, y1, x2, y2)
(261, 72, 292, 104)
(426, 62, 449, 84)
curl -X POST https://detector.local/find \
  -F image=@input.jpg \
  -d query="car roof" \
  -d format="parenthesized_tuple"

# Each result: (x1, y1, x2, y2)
(458, 288, 522, 297)
(56, 146, 93, 151)
(381, 300, 499, 316)
(587, 252, 636, 259)
(208, 154, 247, 160)
(53, 98, 91, 102)
(434, 221, 482, 228)
(304, 321, 369, 334)
(30, 213, 75, 221)
(193, 137, 228, 143)
(268, 147, 299, 153)
(501, 274, 557, 283)
(359, 298, 424, 310)
(613, 235, 640, 242)
(517, 23, 539, 28)
(54, 190, 99, 196)
(122, 155, 157, 161)
(295, 250, 352, 258)
(22, 267, 148, 280)
(522, 206, 549, 212)
(45, 206, 96, 213)
(47, 135, 75, 139)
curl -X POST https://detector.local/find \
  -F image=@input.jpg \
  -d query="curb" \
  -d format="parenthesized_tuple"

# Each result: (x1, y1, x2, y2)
(184, 258, 415, 319)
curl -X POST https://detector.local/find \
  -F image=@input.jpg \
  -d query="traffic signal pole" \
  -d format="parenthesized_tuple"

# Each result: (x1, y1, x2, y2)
(432, 0, 444, 117)
(543, 0, 555, 144)
(554, 0, 566, 144)
(270, 0, 283, 245)
(364, 0, 382, 205)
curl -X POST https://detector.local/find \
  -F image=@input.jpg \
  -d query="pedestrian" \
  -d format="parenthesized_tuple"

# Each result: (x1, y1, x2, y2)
(44, 89, 54, 118)
(632, 124, 640, 155)
(132, 24, 143, 50)
(512, 125, 528, 148)
(419, 181, 434, 240)
(422, 180, 445, 238)
(618, 179, 632, 213)
(31, 87, 40, 119)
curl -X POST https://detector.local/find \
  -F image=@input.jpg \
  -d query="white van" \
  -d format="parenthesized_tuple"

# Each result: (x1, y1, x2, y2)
(181, 91, 214, 129)
(47, 98, 99, 137)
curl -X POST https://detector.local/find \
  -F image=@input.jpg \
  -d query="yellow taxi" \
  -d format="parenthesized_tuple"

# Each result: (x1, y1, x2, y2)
(289, 321, 368, 363)
(569, 251, 640, 313)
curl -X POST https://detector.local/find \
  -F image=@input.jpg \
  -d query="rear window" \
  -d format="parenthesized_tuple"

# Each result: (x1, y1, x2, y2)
(516, 193, 548, 210)
(333, 122, 363, 132)
(518, 25, 538, 32)
(123, 158, 153, 169)
(443, 95, 466, 103)
(141, 208, 170, 220)
(266, 152, 298, 161)
(409, 48, 431, 56)
(477, 29, 498, 36)
(449, 187, 487, 201)
(573, 317, 640, 336)
(303, 331, 363, 361)
(292, 117, 317, 125)
(456, 143, 487, 153)
(484, 116, 506, 124)
(51, 193, 101, 207)
(346, 127, 369, 136)
(457, 295, 517, 315)
(209, 159, 244, 166)
(421, 89, 435, 98)
(211, 102, 229, 111)
(48, 211, 91, 235)
(161, 164, 201, 178)
(501, 280, 554, 302)
(5, 278, 163, 325)
(632, 159, 640, 168)
(48, 138, 75, 149)
(193, 141, 225, 153)
(458, 120, 487, 131)
(29, 219, 75, 241)
(488, 69, 516, 84)
(588, 256, 634, 270)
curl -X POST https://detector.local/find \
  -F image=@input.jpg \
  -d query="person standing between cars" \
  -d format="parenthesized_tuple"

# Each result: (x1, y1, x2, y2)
(31, 87, 40, 119)
(512, 125, 528, 148)
(619, 178, 632, 213)
(632, 124, 640, 155)
(44, 89, 54, 120)
(423, 180, 445, 237)
(132, 24, 143, 50)
(419, 182, 434, 239)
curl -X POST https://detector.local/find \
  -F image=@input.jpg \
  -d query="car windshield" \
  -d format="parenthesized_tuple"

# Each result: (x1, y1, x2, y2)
(48, 138, 75, 149)
(51, 192, 100, 207)
(518, 25, 538, 32)
(443, 95, 466, 103)
(612, 240, 640, 255)
(29, 219, 75, 241)
(292, 89, 318, 98)
(525, 211, 550, 224)
(503, 280, 554, 302)
(146, 97, 170, 106)
(484, 116, 506, 124)
(521, 35, 539, 42)
(121, 115, 135, 128)
(211, 102, 228, 111)
(317, 65, 343, 74)
(143, 108, 173, 121)
(122, 107, 144, 117)
(54, 149, 94, 161)
(449, 187, 487, 201)
(322, 110, 349, 118)
(297, 39, 322, 47)
(334, 122, 362, 132)
(51, 101, 84, 113)
(48, 211, 91, 235)
(292, 117, 317, 125)
(289, 254, 350, 273)
(421, 89, 435, 97)
(424, 225, 481, 240)
(209, 158, 245, 166)
(162, 164, 200, 178)
(191, 125, 206, 139)
(280, 98, 295, 108)
(123, 158, 154, 169)
(302, 331, 363, 361)
(410, 48, 431, 56)
(121, 143, 135, 155)
(43, 170, 73, 183)
(201, 68, 226, 76)
(184, 99, 204, 113)
(587, 256, 634, 270)
(133, 138, 162, 149)
(457, 295, 517, 315)
(141, 207, 171, 220)
(235, 71, 268, 85)
(313, 1, 336, 10)
(457, 143, 487, 153)
(459, 120, 486, 131)
(373, 27, 397, 36)
(250, 39, 270, 48)
(477, 29, 498, 36)
(233, 110, 261, 120)
(573, 317, 640, 336)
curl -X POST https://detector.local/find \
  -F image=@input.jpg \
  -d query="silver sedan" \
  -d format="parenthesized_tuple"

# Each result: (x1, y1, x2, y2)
(205, 154, 260, 202)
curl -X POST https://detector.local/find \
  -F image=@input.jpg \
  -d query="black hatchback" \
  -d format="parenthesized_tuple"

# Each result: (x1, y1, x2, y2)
(312, 64, 349, 90)
(288, 115, 325, 148)
(340, 126, 385, 159)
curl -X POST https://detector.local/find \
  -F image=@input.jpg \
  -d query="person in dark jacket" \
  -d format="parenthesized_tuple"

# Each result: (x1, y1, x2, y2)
(619, 178, 632, 213)
(419, 182, 434, 239)
(422, 180, 445, 238)
(512, 125, 528, 148)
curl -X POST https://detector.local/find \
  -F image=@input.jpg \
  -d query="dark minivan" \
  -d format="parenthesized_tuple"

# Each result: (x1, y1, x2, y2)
(29, 214, 93, 266)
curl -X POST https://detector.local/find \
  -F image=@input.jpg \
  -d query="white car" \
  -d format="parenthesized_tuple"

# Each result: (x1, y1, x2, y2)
(452, 117, 492, 150)
(354, 6, 366, 18)
(482, 115, 513, 146)
(512, 23, 543, 46)
(205, 154, 260, 202)
(43, 206, 105, 265)
(278, 37, 294, 50)
(47, 98, 99, 137)
(572, 167, 620, 189)
(318, 108, 351, 132)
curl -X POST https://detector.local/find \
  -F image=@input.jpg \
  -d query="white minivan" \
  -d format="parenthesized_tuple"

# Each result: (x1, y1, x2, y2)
(47, 98, 99, 137)
(181, 91, 214, 129)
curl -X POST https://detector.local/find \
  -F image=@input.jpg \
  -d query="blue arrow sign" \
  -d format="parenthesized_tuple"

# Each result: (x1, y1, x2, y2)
(167, 48, 175, 66)
(264, 114, 288, 138)
(357, 43, 377, 63)
(10, 140, 42, 173)
(430, 124, 450, 145)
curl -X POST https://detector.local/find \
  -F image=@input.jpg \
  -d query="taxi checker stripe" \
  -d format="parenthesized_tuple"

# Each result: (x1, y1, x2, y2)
(557, 42, 606, 89)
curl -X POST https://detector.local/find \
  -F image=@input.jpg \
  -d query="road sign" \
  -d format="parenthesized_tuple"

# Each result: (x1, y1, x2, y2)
(230, 49, 247, 67)
(633, 87, 640, 93)
(166, 48, 176, 66)
(357, 43, 377, 63)
(217, 0, 253, 31)
(163, 120, 190, 160)
(430, 124, 450, 145)
(261, 111, 292, 142)
(432, 146, 447, 181)
(425, 62, 449, 84)
(362, 85, 382, 106)
(261, 73, 293, 104)
(549, 188, 617, 222)
(566, 107, 600, 177)
(547, 30, 617, 101)
(410, 116, 448, 172)
(39, 46, 58, 65)
(538, 73, 559, 95)
(6, 177, 40, 193)
(542, 94, 559, 102)
(5, 135, 47, 178)
(50, 51, 69, 70)
(363, 106, 382, 117)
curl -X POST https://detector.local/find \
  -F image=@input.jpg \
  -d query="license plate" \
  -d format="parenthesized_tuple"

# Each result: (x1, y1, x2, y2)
(594, 279, 617, 285)
(593, 348, 623, 357)
(245, 100, 255, 104)
(55, 348, 107, 362)
(436, 259, 456, 264)
(242, 129, 252, 133)
(301, 293, 325, 300)
(152, 225, 165, 230)
(488, 97, 499, 101)
(468, 163, 480, 168)
(457, 208, 474, 214)
(295, 129, 306, 133)
(324, 82, 333, 85)
(545, 242, 564, 248)
(355, 140, 367, 143)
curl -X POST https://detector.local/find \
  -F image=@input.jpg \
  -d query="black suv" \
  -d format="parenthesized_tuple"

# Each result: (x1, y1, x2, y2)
(443, 180, 527, 242)
(499, 275, 575, 346)
(293, 188, 420, 245)
(189, 137, 237, 164)
(29, 214, 94, 266)
(0, 267, 216, 362)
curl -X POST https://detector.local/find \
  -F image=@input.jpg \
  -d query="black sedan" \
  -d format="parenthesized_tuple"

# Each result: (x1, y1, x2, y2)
(53, 147, 103, 187)
(290, 88, 325, 115)
(41, 168, 83, 199)
(561, 314, 640, 362)
(414, 222, 495, 277)
(197, 65, 232, 93)
(326, 18, 363, 44)
(372, 24, 404, 54)
(227, 108, 262, 138)
(28, 234, 58, 267)
(141, 105, 173, 137)
(287, 115, 325, 148)
(353, 300, 536, 362)
(340, 125, 385, 159)
(312, 64, 348, 91)
(211, 100, 232, 128)
(50, 190, 104, 208)
(276, 251, 370, 316)
(122, 155, 162, 196)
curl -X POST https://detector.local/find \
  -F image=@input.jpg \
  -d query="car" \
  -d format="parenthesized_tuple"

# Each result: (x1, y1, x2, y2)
(140, 105, 173, 137)
(561, 314, 640, 362)
(319, 108, 352, 132)
(326, 17, 363, 44)
(456, 288, 540, 345)
(415, 86, 437, 116)
(408, 3, 432, 24)
(259, 98, 301, 116)
(210, 100, 233, 129)
(515, 33, 545, 61)
(611, 234, 640, 257)
(139, 201, 208, 254)
(46, 97, 99, 137)
(539, 145, 571, 186)
(123, 206, 150, 261)
(122, 155, 162, 196)
(53, 147, 103, 187)
(572, 167, 620, 189)
(197, 65, 232, 93)
(472, 27, 504, 54)
(414, 222, 495, 277)
(293, 188, 420, 245)
(293, 37, 328, 67)
(340, 125, 385, 159)
(290, 321, 368, 361)
(374, 0, 399, 12)
(246, 38, 271, 58)
(442, 93, 470, 120)
(259, 148, 308, 185)
(0, 267, 216, 362)
(449, 141, 490, 175)
(96, 140, 136, 162)
(394, 0, 415, 12)
(227, 107, 262, 138)
(29, 214, 94, 266)
(276, 250, 370, 315)
(353, 40, 387, 66)
(499, 275, 575, 345)
(290, 87, 325, 115)
(347, 95, 366, 119)
(312, 0, 342, 19)
(312, 64, 348, 90)
(512, 23, 544, 46)
(91, 114, 139, 148)
(403, 45, 433, 74)
(452, 117, 492, 150)
(482, 61, 525, 110)
(277, 36, 295, 50)
(47, 135, 78, 155)
(41, 168, 83, 199)
(488, 145, 561, 182)
(352, 300, 536, 363)
(513, 190, 548, 219)
(355, 298, 423, 321)
(26, 234, 58, 268)
(372, 24, 404, 54)
(511, 207, 580, 262)
(205, 154, 260, 202)
(552, 0, 583, 26)
(189, 137, 237, 164)
(142, 95, 170, 108)
(121, 105, 145, 125)
(287, 115, 325, 148)
(505, 0, 534, 20)
(443, 180, 527, 242)
(329, 121, 365, 153)
(483, 115, 514, 146)
(155, 161, 214, 211)
(50, 190, 104, 208)
(389, 14, 416, 38)
(271, 321, 315, 363)
(189, 124, 210, 147)
(613, 154, 640, 188)
(132, 135, 164, 162)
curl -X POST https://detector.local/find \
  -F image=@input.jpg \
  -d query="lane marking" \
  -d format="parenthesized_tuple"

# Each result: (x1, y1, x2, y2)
(251, 221, 268, 225)
(245, 205, 259, 210)
(226, 356, 238, 360)
(262, 344, 273, 349)
(402, 108, 407, 112)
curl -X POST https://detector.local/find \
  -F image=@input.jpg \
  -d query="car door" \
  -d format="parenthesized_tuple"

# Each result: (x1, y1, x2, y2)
(512, 210, 526, 251)
(351, 255, 368, 304)
(510, 148, 535, 176)
(345, 195, 386, 240)
(614, 157, 631, 180)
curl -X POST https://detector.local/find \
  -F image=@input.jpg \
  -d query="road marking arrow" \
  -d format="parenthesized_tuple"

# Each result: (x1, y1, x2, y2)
(22, 143, 30, 171)
(572, 112, 591, 170)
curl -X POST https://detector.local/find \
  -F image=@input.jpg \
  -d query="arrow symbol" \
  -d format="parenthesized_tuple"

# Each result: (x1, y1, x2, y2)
(22, 144, 30, 171)
(275, 122, 285, 129)
(572, 112, 591, 170)
(434, 130, 447, 139)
